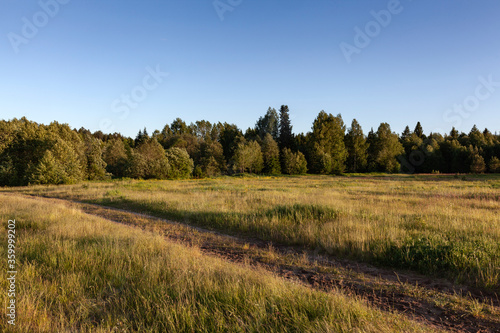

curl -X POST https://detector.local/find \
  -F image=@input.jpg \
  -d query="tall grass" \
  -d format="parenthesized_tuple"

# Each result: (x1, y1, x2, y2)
(11, 174, 500, 290)
(0, 194, 435, 332)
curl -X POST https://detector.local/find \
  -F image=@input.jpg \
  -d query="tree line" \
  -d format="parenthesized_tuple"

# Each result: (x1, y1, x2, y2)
(1, 106, 499, 186)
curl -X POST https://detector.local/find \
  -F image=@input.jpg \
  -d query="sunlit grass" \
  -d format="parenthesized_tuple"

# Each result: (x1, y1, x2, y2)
(8, 174, 500, 290)
(0, 194, 436, 332)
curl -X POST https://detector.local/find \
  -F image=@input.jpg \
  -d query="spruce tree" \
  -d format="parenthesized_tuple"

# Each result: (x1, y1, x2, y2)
(256, 107, 279, 140)
(414, 122, 424, 139)
(278, 105, 293, 151)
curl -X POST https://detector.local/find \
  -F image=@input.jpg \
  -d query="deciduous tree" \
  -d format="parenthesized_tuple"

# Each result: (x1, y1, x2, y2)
(345, 119, 368, 172)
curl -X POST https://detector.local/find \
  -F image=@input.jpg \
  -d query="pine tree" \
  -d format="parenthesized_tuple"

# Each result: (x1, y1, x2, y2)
(401, 126, 411, 141)
(278, 105, 293, 151)
(256, 107, 279, 140)
(366, 128, 377, 171)
(134, 128, 150, 146)
(469, 125, 486, 148)
(414, 122, 424, 139)
(449, 127, 459, 140)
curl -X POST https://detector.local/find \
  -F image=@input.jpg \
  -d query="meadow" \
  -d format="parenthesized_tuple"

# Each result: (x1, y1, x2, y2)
(13, 174, 500, 290)
(2, 174, 500, 332)
(0, 193, 434, 332)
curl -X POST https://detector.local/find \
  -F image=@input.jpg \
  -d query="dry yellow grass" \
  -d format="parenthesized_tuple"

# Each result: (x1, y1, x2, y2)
(7, 174, 500, 290)
(0, 193, 441, 332)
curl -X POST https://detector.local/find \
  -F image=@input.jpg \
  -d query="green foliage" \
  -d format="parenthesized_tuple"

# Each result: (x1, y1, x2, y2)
(371, 123, 404, 173)
(345, 119, 368, 172)
(128, 139, 170, 179)
(29, 139, 83, 185)
(1, 116, 499, 186)
(232, 140, 264, 174)
(261, 133, 281, 174)
(218, 122, 242, 162)
(468, 125, 486, 148)
(28, 150, 62, 184)
(380, 235, 500, 289)
(103, 138, 130, 178)
(309, 111, 347, 174)
(414, 121, 424, 139)
(134, 127, 150, 146)
(489, 156, 500, 173)
(268, 204, 340, 222)
(83, 134, 108, 180)
(256, 107, 279, 140)
(278, 105, 293, 151)
(170, 117, 189, 135)
(0, 120, 85, 186)
(282, 148, 307, 175)
(194, 141, 226, 177)
(191, 119, 213, 140)
(165, 147, 194, 179)
(469, 147, 486, 173)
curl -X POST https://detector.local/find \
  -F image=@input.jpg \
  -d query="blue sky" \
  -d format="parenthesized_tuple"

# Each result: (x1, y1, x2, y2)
(1, 0, 499, 138)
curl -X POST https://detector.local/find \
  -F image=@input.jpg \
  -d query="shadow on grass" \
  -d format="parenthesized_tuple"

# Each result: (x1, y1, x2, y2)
(86, 197, 499, 292)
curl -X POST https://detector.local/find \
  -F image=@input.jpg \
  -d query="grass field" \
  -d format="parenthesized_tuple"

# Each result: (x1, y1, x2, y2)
(12, 174, 500, 290)
(0, 193, 436, 332)
(2, 174, 500, 331)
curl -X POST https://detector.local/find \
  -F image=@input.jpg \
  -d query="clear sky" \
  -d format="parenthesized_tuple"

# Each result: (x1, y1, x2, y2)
(1, 0, 499, 138)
